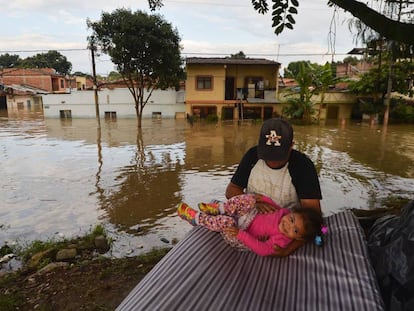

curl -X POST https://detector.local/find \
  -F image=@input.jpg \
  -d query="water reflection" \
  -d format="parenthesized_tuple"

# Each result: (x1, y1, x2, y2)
(0, 112, 413, 257)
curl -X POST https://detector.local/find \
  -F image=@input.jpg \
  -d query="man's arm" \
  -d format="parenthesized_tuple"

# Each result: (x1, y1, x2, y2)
(225, 182, 244, 199)
(300, 198, 322, 214)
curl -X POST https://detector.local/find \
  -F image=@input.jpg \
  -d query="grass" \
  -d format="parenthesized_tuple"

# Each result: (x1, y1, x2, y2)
(0, 224, 171, 311)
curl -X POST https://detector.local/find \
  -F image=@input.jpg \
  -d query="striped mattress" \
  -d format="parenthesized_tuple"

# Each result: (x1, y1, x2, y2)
(117, 210, 384, 310)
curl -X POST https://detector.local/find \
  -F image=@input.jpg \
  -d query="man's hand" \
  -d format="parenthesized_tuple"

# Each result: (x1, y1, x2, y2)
(271, 245, 290, 257)
(254, 194, 277, 214)
(225, 182, 244, 199)
(255, 202, 276, 214)
(223, 226, 239, 238)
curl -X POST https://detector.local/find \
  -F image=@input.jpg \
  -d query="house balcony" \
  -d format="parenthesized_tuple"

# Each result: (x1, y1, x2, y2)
(234, 88, 279, 104)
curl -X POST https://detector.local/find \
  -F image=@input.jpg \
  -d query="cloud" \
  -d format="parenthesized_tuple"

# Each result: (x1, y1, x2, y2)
(0, 0, 359, 74)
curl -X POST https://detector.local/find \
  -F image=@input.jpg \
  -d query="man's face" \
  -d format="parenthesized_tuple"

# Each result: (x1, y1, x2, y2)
(265, 159, 289, 169)
(264, 144, 292, 169)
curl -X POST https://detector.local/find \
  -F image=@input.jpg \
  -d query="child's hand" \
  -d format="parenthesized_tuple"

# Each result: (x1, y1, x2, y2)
(223, 226, 239, 237)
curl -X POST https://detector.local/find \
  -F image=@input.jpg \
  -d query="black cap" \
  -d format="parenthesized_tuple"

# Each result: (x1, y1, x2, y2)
(257, 118, 293, 161)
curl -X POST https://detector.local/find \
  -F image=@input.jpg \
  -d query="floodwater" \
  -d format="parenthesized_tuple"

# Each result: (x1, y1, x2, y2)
(1, 110, 413, 257)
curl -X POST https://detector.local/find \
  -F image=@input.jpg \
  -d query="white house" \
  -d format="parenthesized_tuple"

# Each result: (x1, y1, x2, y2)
(42, 88, 186, 119)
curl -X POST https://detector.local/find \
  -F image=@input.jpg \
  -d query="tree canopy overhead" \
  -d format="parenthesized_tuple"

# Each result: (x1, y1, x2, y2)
(148, 0, 414, 45)
(20, 50, 72, 75)
(87, 8, 184, 127)
(254, 0, 414, 45)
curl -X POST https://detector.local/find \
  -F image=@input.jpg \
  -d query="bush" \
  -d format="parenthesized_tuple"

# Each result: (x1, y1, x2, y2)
(205, 114, 219, 123)
(389, 99, 414, 123)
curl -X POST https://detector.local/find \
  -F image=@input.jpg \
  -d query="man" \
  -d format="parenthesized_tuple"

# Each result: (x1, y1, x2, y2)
(225, 118, 322, 256)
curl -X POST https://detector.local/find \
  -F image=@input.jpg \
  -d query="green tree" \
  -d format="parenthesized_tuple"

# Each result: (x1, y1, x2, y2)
(282, 62, 338, 123)
(20, 50, 72, 75)
(0, 53, 21, 68)
(107, 71, 123, 81)
(72, 71, 88, 77)
(282, 62, 316, 124)
(342, 56, 360, 66)
(313, 62, 338, 121)
(87, 9, 184, 127)
(229, 51, 246, 59)
(390, 99, 414, 123)
(250, 0, 414, 44)
(283, 61, 320, 78)
(348, 59, 414, 122)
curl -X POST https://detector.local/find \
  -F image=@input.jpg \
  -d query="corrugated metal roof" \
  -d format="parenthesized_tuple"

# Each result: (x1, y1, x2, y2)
(186, 57, 280, 66)
(5, 84, 49, 94)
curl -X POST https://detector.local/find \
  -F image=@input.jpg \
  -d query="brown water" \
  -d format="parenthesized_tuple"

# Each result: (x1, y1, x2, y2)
(1, 111, 413, 257)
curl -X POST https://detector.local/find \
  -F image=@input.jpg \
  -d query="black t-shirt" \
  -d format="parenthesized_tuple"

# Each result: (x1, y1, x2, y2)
(231, 146, 322, 200)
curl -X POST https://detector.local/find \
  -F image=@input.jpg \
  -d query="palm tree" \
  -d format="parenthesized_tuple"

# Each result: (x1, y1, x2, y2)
(282, 63, 315, 124)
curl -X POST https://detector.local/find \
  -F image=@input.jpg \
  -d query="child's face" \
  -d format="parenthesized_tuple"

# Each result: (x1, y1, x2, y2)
(279, 212, 306, 240)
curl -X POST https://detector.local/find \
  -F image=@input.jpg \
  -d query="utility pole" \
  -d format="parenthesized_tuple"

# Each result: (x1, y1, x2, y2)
(91, 43, 101, 128)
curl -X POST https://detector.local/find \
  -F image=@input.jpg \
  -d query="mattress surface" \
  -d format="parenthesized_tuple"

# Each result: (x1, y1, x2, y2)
(117, 210, 384, 311)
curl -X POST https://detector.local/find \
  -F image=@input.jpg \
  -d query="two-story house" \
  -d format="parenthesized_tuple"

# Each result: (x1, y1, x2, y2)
(1, 68, 69, 93)
(0, 68, 73, 114)
(185, 57, 281, 121)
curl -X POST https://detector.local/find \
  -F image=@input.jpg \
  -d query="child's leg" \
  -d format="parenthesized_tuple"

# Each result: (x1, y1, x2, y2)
(177, 202, 198, 226)
(198, 201, 222, 215)
(198, 214, 236, 232)
(223, 193, 256, 216)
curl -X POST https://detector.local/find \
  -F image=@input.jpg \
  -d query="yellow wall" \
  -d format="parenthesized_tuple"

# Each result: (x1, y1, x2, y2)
(186, 63, 279, 102)
(76, 76, 87, 90)
(185, 61, 280, 120)
(186, 64, 226, 101)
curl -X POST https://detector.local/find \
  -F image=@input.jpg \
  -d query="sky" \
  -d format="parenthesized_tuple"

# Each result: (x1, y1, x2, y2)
(0, 0, 361, 76)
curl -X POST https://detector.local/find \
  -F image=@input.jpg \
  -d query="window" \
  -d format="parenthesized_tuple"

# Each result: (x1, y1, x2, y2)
(152, 112, 162, 119)
(105, 111, 117, 121)
(60, 79, 65, 88)
(196, 76, 212, 90)
(60, 110, 72, 119)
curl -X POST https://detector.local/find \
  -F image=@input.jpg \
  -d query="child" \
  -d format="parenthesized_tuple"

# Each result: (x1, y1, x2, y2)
(177, 193, 323, 256)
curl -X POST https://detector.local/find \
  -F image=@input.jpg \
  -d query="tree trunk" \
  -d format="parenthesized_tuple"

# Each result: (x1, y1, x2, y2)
(331, 0, 414, 45)
(383, 65, 393, 127)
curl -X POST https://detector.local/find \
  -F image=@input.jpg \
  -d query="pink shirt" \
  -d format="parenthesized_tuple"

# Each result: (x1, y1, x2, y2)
(236, 208, 292, 256)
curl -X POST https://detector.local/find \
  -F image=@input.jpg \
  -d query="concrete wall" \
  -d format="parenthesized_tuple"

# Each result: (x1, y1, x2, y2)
(6, 95, 43, 114)
(1, 68, 68, 93)
(277, 90, 357, 122)
(42, 88, 186, 119)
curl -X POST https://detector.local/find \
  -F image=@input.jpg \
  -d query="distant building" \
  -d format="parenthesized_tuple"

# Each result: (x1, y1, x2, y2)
(42, 87, 185, 119)
(336, 61, 374, 79)
(75, 76, 94, 90)
(0, 68, 69, 93)
(185, 57, 281, 120)
(0, 84, 46, 115)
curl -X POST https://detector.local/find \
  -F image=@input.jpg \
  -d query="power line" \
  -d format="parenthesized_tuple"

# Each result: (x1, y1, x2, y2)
(0, 48, 88, 53)
(182, 52, 351, 57)
(0, 49, 351, 57)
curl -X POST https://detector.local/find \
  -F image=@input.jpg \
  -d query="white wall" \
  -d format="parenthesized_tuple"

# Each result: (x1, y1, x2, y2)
(42, 88, 186, 119)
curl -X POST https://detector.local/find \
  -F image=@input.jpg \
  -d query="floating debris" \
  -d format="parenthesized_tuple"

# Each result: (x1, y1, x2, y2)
(0, 253, 16, 264)
(160, 238, 170, 244)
